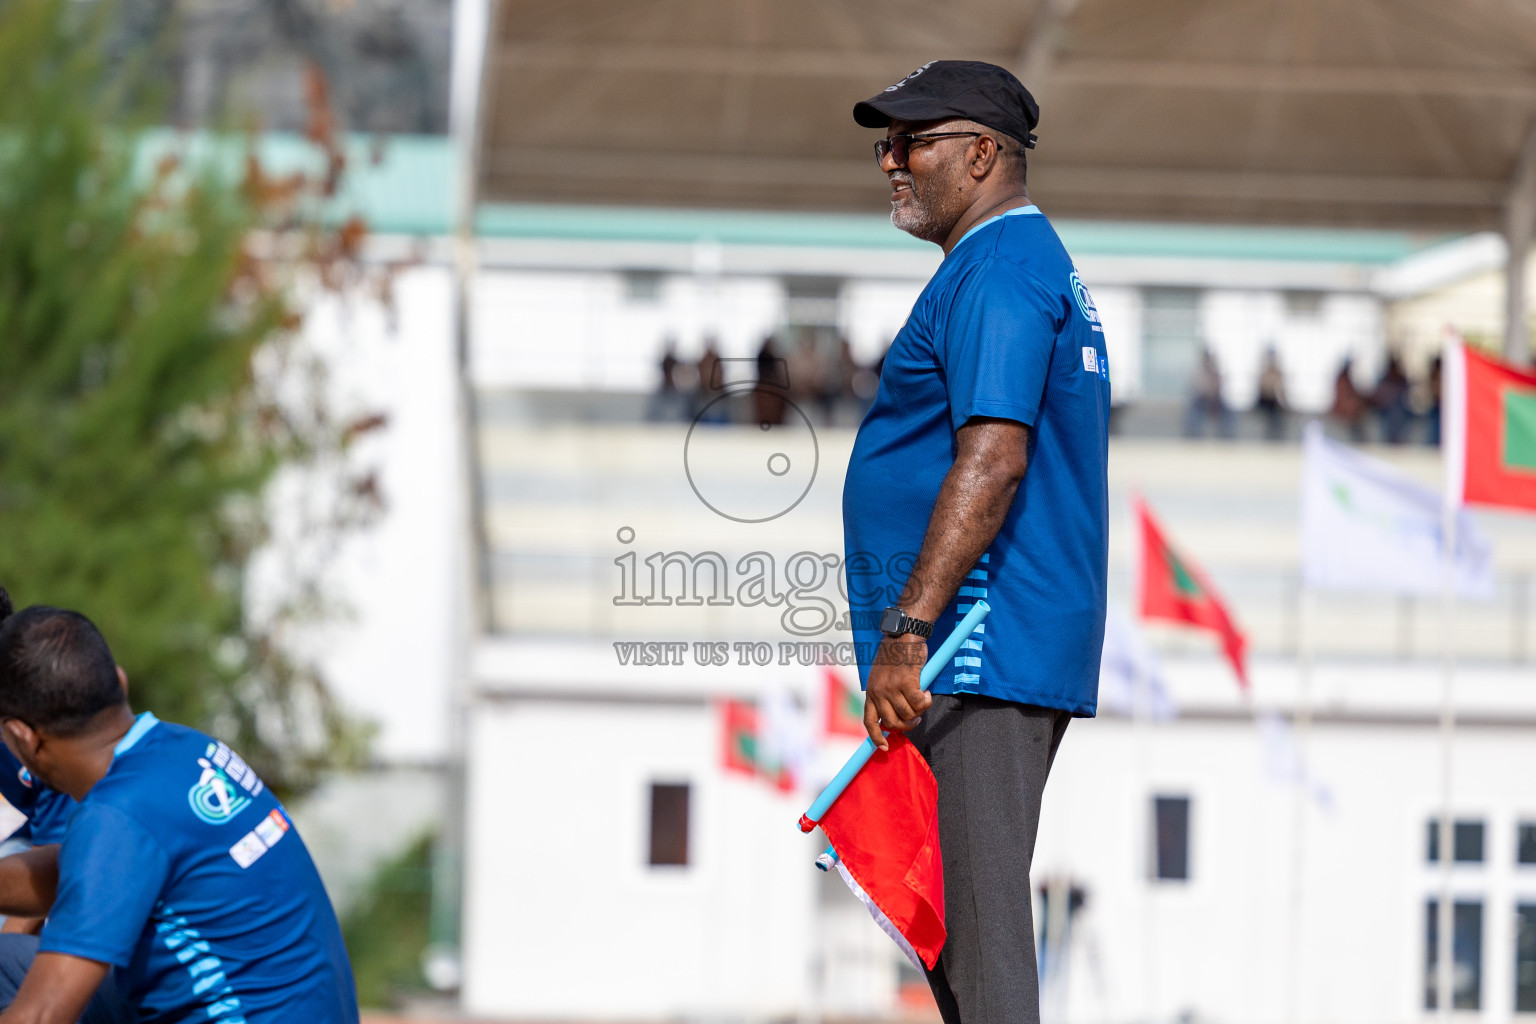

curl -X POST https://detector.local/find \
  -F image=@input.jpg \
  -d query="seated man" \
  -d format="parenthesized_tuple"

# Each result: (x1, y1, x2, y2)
(0, 604, 359, 1024)
(0, 588, 77, 937)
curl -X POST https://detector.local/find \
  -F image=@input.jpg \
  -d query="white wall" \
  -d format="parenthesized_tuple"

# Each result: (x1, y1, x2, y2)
(253, 264, 460, 763)
(1036, 659, 1536, 1024)
(460, 646, 1536, 1023)
(461, 698, 821, 1020)
(470, 269, 787, 392)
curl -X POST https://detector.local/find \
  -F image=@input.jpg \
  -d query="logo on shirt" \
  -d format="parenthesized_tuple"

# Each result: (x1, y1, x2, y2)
(16, 767, 31, 790)
(189, 758, 251, 825)
(229, 809, 291, 869)
(1069, 271, 1103, 333)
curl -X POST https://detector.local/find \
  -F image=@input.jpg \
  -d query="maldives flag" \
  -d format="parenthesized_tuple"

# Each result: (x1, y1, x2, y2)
(1135, 497, 1249, 689)
(719, 699, 793, 791)
(823, 668, 866, 738)
(815, 733, 946, 970)
(1445, 340, 1536, 512)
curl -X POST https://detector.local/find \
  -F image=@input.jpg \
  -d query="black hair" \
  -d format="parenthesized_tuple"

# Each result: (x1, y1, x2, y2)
(0, 606, 125, 735)
(0, 587, 11, 624)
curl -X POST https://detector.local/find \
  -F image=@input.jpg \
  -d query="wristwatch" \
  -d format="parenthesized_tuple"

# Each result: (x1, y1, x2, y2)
(879, 606, 934, 640)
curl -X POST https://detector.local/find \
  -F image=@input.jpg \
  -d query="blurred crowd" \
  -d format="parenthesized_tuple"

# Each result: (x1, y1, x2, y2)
(1184, 347, 1445, 446)
(648, 328, 883, 427)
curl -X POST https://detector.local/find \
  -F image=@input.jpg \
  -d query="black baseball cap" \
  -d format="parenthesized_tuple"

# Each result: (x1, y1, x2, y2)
(853, 60, 1039, 150)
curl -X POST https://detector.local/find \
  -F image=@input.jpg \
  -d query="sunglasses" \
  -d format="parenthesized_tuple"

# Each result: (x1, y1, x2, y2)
(873, 132, 982, 167)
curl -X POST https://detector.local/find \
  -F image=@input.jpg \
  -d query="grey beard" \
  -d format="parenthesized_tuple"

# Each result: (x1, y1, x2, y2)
(891, 201, 944, 239)
(889, 177, 954, 241)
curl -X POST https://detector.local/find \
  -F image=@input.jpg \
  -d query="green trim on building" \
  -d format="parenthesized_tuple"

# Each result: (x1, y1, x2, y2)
(133, 131, 1456, 264)
(474, 202, 1450, 264)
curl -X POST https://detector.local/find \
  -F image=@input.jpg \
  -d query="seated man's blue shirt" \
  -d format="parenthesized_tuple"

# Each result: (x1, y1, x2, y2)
(843, 207, 1110, 714)
(0, 746, 75, 845)
(39, 713, 359, 1024)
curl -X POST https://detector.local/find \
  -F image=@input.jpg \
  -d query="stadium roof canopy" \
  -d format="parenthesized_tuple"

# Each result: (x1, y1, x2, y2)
(477, 0, 1536, 233)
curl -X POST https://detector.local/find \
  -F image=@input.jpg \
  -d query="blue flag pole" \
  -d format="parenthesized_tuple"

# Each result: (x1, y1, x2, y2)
(798, 599, 991, 835)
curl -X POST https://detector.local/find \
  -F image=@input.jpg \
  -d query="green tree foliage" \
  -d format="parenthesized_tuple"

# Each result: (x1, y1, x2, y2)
(0, 0, 380, 794)
(342, 831, 434, 1007)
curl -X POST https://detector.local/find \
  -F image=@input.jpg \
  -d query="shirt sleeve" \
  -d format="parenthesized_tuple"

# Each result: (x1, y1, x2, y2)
(940, 256, 1061, 433)
(40, 802, 169, 967)
(27, 790, 77, 846)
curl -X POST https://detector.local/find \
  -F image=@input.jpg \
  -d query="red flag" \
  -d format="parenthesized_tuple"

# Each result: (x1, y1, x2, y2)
(720, 699, 760, 777)
(718, 699, 792, 791)
(817, 733, 946, 970)
(1446, 340, 1536, 512)
(823, 668, 866, 738)
(1135, 496, 1249, 689)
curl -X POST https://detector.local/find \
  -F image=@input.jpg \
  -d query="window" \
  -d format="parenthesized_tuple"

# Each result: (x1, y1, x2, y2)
(1152, 795, 1190, 881)
(622, 270, 664, 303)
(1517, 904, 1536, 1011)
(1140, 288, 1203, 401)
(1283, 290, 1325, 320)
(647, 782, 690, 867)
(1425, 898, 1483, 1010)
(1518, 823, 1536, 865)
(1426, 818, 1486, 863)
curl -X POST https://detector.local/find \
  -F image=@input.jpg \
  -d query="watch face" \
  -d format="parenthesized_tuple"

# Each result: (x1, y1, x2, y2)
(879, 607, 904, 634)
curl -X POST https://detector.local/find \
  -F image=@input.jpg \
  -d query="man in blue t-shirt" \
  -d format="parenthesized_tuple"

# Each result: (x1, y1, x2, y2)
(843, 62, 1110, 1023)
(0, 605, 358, 1024)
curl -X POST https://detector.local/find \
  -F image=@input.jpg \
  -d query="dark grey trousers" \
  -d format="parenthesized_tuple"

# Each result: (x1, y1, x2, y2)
(0, 934, 134, 1024)
(907, 694, 1071, 1024)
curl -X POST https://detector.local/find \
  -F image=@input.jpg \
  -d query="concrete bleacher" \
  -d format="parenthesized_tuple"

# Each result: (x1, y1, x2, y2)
(477, 401, 1536, 663)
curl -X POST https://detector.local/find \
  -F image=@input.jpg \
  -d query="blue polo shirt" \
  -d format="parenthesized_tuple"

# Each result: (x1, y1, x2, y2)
(0, 745, 75, 845)
(39, 713, 358, 1024)
(842, 206, 1110, 714)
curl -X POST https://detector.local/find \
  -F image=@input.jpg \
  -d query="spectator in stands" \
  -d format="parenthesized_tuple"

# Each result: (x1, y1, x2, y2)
(1330, 358, 1369, 442)
(1254, 347, 1287, 441)
(1372, 354, 1413, 445)
(695, 338, 729, 424)
(753, 336, 787, 426)
(647, 337, 686, 422)
(822, 335, 854, 425)
(851, 345, 882, 415)
(1184, 348, 1234, 439)
(1424, 354, 1443, 447)
(787, 329, 826, 422)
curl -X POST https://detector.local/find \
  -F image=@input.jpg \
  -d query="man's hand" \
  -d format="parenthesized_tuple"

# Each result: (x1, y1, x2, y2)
(863, 635, 932, 751)
(0, 953, 110, 1024)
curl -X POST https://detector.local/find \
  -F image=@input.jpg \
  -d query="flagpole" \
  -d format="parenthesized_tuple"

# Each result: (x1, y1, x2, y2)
(1286, 582, 1314, 1024)
(1132, 651, 1157, 1020)
(1435, 500, 1458, 1018)
(798, 601, 991, 832)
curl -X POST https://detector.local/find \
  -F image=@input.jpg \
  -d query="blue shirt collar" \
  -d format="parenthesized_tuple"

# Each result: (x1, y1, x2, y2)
(953, 204, 1041, 252)
(114, 711, 159, 757)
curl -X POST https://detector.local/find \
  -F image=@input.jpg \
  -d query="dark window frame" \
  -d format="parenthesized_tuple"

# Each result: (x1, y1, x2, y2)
(1152, 795, 1191, 882)
(647, 781, 691, 868)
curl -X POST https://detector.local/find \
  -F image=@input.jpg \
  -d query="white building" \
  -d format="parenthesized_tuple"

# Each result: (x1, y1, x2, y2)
(275, 134, 1536, 1018)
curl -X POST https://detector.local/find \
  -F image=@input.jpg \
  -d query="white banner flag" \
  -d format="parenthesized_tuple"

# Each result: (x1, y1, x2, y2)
(1301, 422, 1494, 599)
(1098, 606, 1176, 720)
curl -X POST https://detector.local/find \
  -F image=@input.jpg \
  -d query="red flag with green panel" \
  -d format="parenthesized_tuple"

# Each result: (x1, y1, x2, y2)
(1445, 340, 1536, 512)
(719, 699, 793, 790)
(823, 668, 866, 738)
(1135, 496, 1249, 689)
